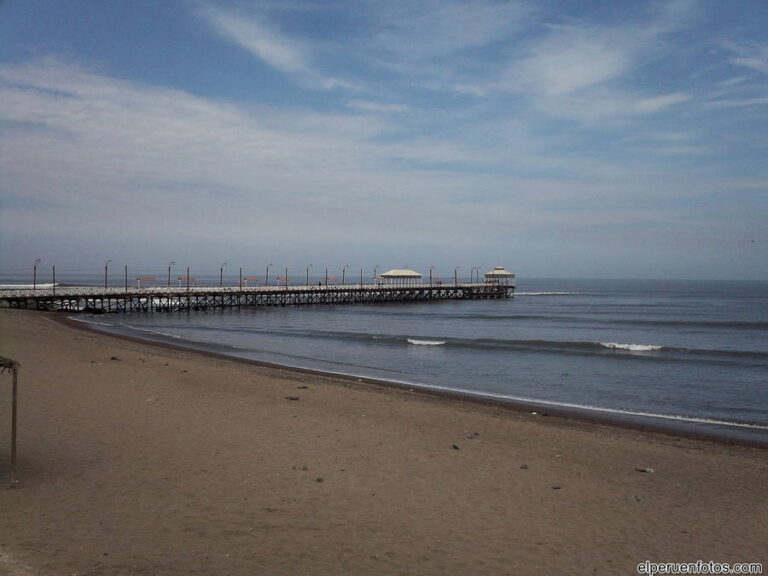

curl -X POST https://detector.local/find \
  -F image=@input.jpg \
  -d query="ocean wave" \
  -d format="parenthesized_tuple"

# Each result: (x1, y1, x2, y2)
(607, 318, 768, 330)
(407, 338, 446, 346)
(68, 316, 117, 328)
(515, 291, 579, 296)
(600, 342, 663, 352)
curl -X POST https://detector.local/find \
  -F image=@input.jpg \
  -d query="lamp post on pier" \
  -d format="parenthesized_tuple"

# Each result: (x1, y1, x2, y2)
(266, 263, 272, 286)
(33, 258, 41, 291)
(429, 265, 435, 286)
(220, 262, 228, 287)
(373, 265, 380, 283)
(306, 264, 312, 286)
(104, 259, 112, 291)
(342, 264, 349, 285)
(454, 266, 460, 286)
(168, 261, 175, 288)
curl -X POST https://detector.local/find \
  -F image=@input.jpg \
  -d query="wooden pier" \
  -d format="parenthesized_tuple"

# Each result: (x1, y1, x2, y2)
(0, 282, 514, 313)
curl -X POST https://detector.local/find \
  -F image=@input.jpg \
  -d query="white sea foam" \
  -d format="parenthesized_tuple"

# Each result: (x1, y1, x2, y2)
(601, 342, 663, 352)
(515, 291, 578, 296)
(68, 316, 115, 328)
(407, 338, 446, 346)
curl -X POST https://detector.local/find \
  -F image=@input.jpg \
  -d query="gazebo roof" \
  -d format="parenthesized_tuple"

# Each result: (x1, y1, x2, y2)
(380, 269, 422, 278)
(484, 266, 514, 277)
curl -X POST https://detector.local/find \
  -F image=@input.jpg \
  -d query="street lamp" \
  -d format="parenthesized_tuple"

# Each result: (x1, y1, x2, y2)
(373, 265, 380, 283)
(104, 259, 112, 290)
(168, 261, 175, 288)
(266, 263, 272, 286)
(220, 262, 228, 286)
(342, 264, 349, 285)
(33, 258, 41, 290)
(454, 266, 460, 286)
(306, 264, 312, 286)
(429, 265, 435, 286)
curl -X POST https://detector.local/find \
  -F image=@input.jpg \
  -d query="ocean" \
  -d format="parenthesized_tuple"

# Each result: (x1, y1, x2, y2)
(67, 278, 768, 441)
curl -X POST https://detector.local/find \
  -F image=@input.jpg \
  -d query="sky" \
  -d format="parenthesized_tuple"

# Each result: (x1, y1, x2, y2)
(1, 0, 767, 281)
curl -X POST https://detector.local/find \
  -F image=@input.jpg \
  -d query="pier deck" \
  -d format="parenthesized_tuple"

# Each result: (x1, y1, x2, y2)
(0, 282, 514, 313)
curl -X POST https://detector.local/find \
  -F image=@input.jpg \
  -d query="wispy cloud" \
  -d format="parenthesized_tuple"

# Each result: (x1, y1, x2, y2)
(511, 25, 628, 96)
(199, 6, 355, 90)
(0, 58, 524, 257)
(706, 97, 768, 108)
(373, 0, 532, 61)
(725, 42, 768, 74)
(492, 4, 700, 124)
(345, 99, 409, 113)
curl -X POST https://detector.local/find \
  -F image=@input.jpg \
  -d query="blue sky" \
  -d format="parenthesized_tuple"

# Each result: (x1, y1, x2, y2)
(1, 0, 766, 280)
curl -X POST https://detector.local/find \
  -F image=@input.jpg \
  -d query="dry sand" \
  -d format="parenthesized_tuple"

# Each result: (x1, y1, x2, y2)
(0, 308, 766, 575)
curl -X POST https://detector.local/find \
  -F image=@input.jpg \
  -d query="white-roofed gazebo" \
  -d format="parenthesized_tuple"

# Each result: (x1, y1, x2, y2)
(379, 269, 423, 285)
(484, 266, 515, 286)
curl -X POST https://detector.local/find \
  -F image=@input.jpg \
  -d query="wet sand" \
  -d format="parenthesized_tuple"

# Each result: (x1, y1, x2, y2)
(0, 308, 766, 575)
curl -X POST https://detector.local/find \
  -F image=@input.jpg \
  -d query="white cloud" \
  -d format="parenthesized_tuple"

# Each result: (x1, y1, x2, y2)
(491, 7, 700, 125)
(705, 97, 768, 108)
(450, 84, 489, 97)
(524, 88, 690, 124)
(512, 27, 627, 96)
(199, 6, 355, 91)
(203, 8, 306, 73)
(632, 92, 691, 114)
(0, 58, 530, 262)
(373, 0, 532, 61)
(725, 42, 768, 74)
(345, 99, 409, 113)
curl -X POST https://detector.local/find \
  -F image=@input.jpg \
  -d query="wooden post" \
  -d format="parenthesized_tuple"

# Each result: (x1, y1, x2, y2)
(1, 357, 19, 488)
(11, 365, 17, 487)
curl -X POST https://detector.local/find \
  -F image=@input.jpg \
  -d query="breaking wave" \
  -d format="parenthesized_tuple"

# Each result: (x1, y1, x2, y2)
(515, 291, 578, 296)
(407, 338, 446, 346)
(600, 342, 663, 352)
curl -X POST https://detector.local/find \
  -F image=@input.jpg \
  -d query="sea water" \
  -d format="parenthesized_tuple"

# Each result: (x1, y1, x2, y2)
(73, 279, 768, 435)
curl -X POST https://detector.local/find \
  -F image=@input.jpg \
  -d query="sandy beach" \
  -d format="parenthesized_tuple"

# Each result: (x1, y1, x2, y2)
(0, 308, 766, 575)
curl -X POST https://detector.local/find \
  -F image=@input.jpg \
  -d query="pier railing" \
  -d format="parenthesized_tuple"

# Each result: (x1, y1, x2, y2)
(0, 282, 514, 313)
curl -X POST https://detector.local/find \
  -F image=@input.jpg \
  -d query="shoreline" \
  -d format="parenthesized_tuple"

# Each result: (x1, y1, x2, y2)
(63, 312, 768, 449)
